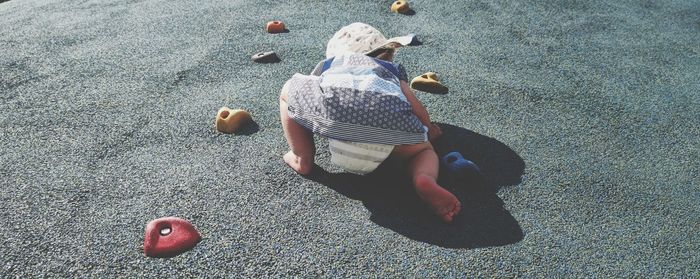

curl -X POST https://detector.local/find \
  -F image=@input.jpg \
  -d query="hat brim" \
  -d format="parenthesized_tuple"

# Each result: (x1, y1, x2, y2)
(364, 34, 417, 57)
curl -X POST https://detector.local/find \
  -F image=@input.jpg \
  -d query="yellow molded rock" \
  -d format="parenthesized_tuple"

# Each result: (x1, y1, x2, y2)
(410, 72, 449, 94)
(391, 1, 410, 14)
(216, 107, 253, 134)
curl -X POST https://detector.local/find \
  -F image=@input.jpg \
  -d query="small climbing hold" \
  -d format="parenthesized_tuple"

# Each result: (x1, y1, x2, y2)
(266, 21, 286, 33)
(442, 152, 482, 185)
(411, 72, 449, 94)
(143, 217, 201, 258)
(251, 51, 280, 63)
(215, 107, 253, 134)
(391, 0, 410, 14)
(443, 152, 481, 174)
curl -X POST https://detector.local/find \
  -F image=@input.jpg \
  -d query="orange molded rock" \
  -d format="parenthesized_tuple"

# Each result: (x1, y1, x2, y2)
(410, 72, 449, 94)
(216, 107, 253, 134)
(391, 1, 410, 14)
(143, 217, 201, 258)
(266, 21, 286, 33)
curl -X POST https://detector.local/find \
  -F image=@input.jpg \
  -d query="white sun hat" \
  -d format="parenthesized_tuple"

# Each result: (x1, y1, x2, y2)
(325, 22, 416, 58)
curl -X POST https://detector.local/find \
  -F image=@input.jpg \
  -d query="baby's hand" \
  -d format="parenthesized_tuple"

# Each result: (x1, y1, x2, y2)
(428, 123, 443, 141)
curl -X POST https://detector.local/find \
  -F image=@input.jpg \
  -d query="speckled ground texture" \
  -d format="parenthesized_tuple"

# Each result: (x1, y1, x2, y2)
(1, 0, 698, 277)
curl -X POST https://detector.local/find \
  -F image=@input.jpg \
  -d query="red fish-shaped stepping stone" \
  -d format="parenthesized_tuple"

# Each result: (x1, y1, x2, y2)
(143, 217, 202, 258)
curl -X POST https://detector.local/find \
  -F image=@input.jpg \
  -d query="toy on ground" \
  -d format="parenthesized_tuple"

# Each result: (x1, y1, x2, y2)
(252, 51, 280, 63)
(143, 217, 202, 258)
(266, 21, 286, 33)
(442, 151, 482, 184)
(391, 0, 410, 14)
(410, 72, 449, 94)
(216, 107, 253, 134)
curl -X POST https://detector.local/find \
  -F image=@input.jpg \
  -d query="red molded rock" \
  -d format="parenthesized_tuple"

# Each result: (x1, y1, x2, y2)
(266, 21, 286, 33)
(143, 217, 201, 258)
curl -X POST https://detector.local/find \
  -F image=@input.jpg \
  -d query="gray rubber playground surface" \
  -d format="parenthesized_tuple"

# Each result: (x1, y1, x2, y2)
(1, 0, 698, 277)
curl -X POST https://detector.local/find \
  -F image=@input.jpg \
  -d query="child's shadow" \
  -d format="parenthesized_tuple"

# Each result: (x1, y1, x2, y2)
(306, 123, 525, 249)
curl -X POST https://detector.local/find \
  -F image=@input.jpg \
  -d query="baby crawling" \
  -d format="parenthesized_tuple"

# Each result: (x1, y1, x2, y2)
(279, 23, 460, 222)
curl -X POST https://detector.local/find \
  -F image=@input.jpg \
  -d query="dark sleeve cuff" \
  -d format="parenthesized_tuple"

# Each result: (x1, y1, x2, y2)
(396, 63, 409, 82)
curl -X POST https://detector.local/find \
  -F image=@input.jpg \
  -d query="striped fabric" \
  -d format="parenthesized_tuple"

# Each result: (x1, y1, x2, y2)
(328, 139, 394, 174)
(290, 107, 427, 145)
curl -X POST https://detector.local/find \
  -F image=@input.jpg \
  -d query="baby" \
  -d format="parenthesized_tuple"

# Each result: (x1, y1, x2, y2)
(279, 23, 461, 222)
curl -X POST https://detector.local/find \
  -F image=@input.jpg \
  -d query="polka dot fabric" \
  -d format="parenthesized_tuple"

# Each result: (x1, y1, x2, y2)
(286, 54, 427, 145)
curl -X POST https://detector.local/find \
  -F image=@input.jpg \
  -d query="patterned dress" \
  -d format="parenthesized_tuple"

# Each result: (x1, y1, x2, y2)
(286, 54, 427, 145)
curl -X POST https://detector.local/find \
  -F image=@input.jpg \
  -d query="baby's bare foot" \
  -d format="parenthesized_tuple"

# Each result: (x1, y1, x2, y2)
(283, 151, 313, 175)
(414, 174, 461, 223)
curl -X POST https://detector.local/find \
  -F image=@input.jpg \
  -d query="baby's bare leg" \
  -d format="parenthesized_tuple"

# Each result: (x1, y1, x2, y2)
(393, 142, 461, 222)
(280, 82, 315, 175)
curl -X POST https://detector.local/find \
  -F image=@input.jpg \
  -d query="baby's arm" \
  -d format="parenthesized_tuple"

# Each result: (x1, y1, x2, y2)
(400, 80, 442, 141)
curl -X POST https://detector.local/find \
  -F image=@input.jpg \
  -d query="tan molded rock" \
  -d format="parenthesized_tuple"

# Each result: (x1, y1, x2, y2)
(410, 72, 449, 94)
(391, 0, 410, 14)
(216, 107, 253, 134)
(266, 21, 286, 33)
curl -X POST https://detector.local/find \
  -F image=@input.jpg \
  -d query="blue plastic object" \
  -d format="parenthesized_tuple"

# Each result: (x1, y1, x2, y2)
(442, 152, 482, 181)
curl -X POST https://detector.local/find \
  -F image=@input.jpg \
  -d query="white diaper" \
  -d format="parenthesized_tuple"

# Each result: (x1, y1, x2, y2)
(329, 139, 394, 174)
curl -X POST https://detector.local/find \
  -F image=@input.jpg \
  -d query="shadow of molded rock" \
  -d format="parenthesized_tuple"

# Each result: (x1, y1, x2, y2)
(235, 121, 260, 135)
(432, 123, 525, 188)
(306, 123, 525, 249)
